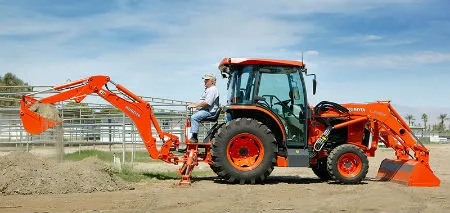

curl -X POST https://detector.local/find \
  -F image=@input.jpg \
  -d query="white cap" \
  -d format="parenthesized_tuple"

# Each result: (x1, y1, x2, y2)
(202, 73, 216, 81)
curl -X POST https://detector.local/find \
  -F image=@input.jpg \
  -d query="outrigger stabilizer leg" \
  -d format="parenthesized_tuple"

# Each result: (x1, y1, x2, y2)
(177, 142, 212, 186)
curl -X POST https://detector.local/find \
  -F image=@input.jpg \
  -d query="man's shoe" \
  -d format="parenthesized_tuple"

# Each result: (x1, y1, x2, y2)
(189, 137, 199, 143)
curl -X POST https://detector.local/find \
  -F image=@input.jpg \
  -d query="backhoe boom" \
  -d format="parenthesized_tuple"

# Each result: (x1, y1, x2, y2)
(20, 75, 180, 164)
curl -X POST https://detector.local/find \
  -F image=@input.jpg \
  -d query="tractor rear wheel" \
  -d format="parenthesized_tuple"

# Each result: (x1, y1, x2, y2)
(327, 144, 369, 184)
(211, 118, 277, 184)
(311, 157, 331, 181)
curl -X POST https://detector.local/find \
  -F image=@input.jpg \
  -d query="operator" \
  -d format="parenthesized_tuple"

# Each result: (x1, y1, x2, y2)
(187, 73, 219, 142)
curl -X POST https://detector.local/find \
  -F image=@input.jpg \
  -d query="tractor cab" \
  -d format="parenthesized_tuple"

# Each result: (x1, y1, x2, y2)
(219, 58, 311, 149)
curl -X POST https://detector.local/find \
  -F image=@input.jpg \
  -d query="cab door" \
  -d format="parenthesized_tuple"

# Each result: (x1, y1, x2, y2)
(255, 67, 307, 148)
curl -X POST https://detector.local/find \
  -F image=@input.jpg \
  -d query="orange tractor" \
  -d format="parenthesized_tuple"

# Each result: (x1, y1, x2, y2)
(19, 58, 440, 186)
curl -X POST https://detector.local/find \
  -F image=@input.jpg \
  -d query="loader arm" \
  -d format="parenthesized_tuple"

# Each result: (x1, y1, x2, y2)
(20, 75, 180, 164)
(340, 101, 429, 165)
(317, 101, 440, 186)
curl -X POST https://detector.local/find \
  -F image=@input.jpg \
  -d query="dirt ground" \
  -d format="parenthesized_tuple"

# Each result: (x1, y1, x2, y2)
(0, 152, 131, 195)
(1, 144, 449, 213)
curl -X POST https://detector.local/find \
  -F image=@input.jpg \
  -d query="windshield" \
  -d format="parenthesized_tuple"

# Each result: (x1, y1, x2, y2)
(227, 65, 306, 108)
(227, 65, 257, 105)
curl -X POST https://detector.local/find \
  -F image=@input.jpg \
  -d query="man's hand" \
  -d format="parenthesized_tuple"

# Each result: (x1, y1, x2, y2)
(187, 102, 209, 110)
(187, 103, 197, 110)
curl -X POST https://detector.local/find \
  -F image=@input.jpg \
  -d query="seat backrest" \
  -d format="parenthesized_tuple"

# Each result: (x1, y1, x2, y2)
(202, 107, 222, 122)
(237, 91, 244, 103)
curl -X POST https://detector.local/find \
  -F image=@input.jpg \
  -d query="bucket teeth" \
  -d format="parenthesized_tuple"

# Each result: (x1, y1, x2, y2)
(376, 159, 440, 187)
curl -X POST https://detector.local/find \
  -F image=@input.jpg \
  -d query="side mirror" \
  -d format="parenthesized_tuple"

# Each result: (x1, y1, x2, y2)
(313, 79, 317, 95)
(305, 72, 317, 95)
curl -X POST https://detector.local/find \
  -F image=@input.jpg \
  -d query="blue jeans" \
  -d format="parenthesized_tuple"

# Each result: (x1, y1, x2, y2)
(190, 110, 213, 134)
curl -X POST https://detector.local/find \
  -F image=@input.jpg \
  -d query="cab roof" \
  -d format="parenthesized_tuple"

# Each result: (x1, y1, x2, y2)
(218, 58, 304, 68)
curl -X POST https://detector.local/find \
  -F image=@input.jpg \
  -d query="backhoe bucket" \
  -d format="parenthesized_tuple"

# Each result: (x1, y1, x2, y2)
(376, 159, 440, 187)
(20, 97, 62, 135)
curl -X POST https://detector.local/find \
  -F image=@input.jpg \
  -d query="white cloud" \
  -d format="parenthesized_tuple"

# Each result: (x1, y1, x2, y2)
(363, 35, 383, 41)
(335, 34, 385, 44)
(350, 51, 450, 67)
(410, 51, 450, 63)
(305, 50, 319, 56)
(334, 34, 418, 47)
(241, 0, 421, 16)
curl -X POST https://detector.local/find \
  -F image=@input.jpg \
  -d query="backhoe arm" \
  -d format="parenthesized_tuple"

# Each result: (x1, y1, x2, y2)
(20, 75, 179, 164)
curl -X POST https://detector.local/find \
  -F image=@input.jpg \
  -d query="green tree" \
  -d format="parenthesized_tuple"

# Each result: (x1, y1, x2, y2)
(432, 124, 438, 131)
(421, 113, 428, 131)
(0, 73, 32, 106)
(438, 114, 448, 132)
(405, 114, 415, 126)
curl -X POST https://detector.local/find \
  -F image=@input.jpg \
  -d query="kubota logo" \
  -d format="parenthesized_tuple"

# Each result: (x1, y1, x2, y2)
(348, 108, 365, 112)
(125, 106, 141, 118)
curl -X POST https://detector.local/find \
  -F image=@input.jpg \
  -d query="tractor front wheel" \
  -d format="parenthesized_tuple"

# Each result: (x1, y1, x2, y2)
(327, 144, 369, 184)
(211, 118, 277, 184)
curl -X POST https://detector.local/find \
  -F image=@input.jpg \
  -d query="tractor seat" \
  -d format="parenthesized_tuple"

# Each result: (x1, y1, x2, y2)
(201, 108, 222, 122)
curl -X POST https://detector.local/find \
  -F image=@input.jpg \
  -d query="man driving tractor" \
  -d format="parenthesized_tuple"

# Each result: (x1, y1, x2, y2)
(187, 73, 220, 143)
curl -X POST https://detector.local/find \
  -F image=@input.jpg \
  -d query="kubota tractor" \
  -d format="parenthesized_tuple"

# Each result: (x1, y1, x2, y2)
(19, 58, 440, 186)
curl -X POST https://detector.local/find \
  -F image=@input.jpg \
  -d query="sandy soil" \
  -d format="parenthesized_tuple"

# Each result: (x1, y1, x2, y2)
(29, 103, 62, 121)
(0, 144, 449, 213)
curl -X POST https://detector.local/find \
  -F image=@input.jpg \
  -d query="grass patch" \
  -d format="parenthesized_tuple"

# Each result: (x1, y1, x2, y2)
(113, 164, 214, 182)
(64, 150, 157, 163)
(65, 149, 215, 182)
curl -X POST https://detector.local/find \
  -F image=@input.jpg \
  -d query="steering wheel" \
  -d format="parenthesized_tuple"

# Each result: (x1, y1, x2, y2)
(260, 95, 275, 108)
(274, 99, 292, 115)
(274, 99, 291, 108)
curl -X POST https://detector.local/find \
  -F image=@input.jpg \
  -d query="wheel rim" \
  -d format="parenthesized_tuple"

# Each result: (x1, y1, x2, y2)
(226, 133, 264, 171)
(337, 153, 362, 178)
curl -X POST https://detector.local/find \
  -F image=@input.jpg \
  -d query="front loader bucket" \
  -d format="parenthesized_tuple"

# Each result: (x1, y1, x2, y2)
(376, 159, 440, 187)
(20, 97, 62, 135)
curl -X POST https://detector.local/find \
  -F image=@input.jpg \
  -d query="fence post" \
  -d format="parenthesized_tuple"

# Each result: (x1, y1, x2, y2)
(122, 112, 126, 165)
(131, 124, 135, 167)
(108, 118, 112, 151)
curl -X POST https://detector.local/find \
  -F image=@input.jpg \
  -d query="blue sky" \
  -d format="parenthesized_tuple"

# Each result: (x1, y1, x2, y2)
(1, 0, 450, 117)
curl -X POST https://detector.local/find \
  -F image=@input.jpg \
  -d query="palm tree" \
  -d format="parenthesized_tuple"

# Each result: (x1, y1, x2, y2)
(405, 114, 415, 126)
(438, 114, 448, 131)
(421, 113, 428, 131)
